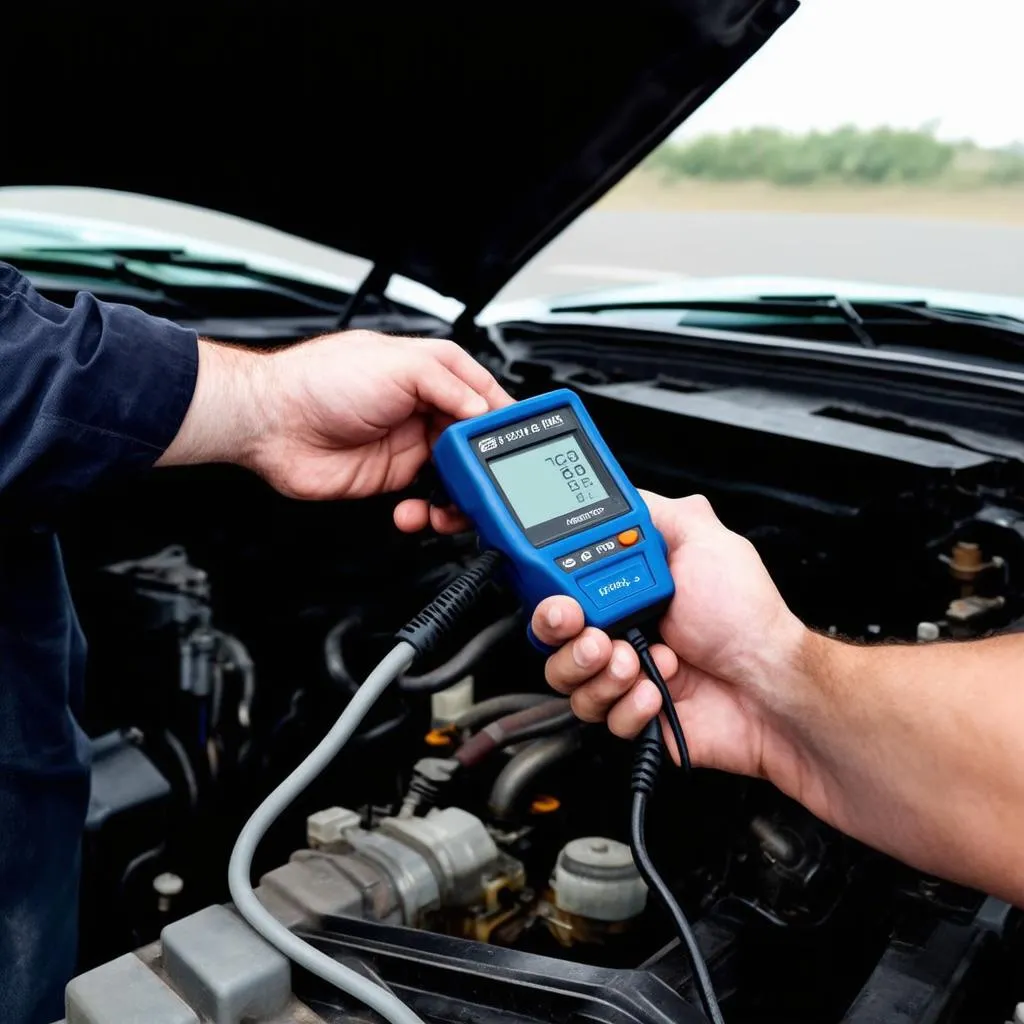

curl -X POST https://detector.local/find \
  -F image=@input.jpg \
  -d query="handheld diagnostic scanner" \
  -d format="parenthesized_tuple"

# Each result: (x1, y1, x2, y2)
(432, 389, 674, 649)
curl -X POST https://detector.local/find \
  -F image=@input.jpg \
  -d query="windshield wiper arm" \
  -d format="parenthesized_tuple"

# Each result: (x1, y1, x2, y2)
(7, 246, 349, 315)
(781, 295, 1024, 339)
(0, 248, 186, 304)
(551, 294, 1024, 350)
(827, 296, 876, 348)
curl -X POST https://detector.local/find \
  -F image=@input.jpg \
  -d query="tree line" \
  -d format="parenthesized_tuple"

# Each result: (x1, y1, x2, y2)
(646, 126, 1024, 187)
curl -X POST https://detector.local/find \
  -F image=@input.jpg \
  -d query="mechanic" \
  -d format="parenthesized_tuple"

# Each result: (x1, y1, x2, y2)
(508, 492, 1024, 909)
(0, 261, 510, 1024)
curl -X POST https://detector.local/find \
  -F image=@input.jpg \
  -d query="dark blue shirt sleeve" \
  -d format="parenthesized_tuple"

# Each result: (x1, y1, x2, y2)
(0, 261, 199, 525)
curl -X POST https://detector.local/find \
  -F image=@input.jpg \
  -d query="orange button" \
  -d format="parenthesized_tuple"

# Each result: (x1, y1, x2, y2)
(617, 529, 640, 547)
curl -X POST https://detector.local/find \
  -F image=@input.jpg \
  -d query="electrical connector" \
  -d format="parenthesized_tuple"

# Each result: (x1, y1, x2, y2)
(396, 550, 502, 656)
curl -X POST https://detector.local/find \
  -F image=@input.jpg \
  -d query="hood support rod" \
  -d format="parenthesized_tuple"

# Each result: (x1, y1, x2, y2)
(336, 262, 393, 329)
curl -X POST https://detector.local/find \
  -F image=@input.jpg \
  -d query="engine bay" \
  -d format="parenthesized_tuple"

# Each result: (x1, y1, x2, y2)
(58, 339, 1024, 1023)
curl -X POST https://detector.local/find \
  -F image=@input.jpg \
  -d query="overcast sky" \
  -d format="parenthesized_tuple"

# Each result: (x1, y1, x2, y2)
(675, 0, 1023, 146)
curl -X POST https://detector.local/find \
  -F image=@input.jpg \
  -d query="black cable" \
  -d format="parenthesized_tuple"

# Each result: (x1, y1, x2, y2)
(629, 631, 724, 1024)
(626, 627, 690, 771)
(631, 788, 724, 1024)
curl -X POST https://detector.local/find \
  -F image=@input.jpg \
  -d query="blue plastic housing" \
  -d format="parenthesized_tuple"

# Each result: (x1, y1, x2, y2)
(432, 389, 674, 650)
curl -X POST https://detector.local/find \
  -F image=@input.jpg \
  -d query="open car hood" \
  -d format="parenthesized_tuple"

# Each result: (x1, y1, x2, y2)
(5, 1, 795, 318)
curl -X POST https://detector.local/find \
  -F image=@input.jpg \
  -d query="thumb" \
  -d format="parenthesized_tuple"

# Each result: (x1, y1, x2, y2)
(414, 359, 490, 422)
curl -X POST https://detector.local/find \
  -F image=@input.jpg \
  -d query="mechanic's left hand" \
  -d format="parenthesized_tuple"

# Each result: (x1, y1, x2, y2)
(159, 331, 511, 503)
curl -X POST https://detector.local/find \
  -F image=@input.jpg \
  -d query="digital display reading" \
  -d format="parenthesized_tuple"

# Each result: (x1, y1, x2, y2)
(489, 433, 610, 530)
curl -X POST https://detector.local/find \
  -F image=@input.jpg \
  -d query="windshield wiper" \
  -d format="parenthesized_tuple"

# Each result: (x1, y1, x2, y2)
(823, 295, 876, 348)
(550, 294, 1024, 355)
(0, 245, 350, 316)
(772, 294, 1024, 339)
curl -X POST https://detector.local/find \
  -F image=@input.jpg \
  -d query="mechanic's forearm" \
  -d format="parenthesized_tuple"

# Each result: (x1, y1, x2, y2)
(157, 339, 274, 469)
(800, 631, 1024, 903)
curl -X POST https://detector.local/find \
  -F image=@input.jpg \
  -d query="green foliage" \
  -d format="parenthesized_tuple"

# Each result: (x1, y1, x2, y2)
(646, 126, 1024, 188)
(985, 150, 1024, 185)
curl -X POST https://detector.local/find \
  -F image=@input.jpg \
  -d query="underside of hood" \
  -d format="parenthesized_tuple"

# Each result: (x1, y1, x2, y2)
(7, 1, 796, 316)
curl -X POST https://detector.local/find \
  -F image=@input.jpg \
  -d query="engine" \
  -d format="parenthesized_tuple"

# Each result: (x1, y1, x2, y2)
(55, 380, 1024, 1024)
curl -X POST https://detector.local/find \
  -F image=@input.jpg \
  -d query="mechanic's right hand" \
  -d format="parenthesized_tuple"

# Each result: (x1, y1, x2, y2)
(532, 492, 827, 812)
(160, 332, 510, 506)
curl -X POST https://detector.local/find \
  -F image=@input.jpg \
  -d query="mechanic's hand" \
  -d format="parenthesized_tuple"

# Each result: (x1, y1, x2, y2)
(532, 492, 826, 812)
(159, 332, 511, 503)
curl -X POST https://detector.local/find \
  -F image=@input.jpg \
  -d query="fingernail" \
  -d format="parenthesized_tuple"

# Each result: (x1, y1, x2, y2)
(574, 636, 600, 668)
(546, 606, 563, 630)
(609, 651, 632, 681)
(467, 395, 488, 416)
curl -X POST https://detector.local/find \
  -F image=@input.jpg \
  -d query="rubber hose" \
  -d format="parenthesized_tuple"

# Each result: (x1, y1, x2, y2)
(488, 730, 582, 820)
(451, 693, 550, 732)
(399, 612, 520, 693)
(324, 615, 362, 694)
(456, 698, 572, 768)
(496, 706, 577, 746)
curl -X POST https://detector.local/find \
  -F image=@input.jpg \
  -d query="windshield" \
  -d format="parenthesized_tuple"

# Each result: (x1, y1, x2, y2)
(0, 189, 464, 327)
(495, 0, 1024, 331)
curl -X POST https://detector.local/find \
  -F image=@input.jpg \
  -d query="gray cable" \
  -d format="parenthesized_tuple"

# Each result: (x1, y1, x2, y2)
(228, 641, 424, 1024)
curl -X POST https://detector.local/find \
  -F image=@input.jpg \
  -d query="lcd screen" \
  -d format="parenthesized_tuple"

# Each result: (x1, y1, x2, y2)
(489, 433, 610, 529)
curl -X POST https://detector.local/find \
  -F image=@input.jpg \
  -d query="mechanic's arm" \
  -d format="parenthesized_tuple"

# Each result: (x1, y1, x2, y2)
(530, 491, 1024, 906)
(0, 260, 509, 518)
(0, 261, 198, 521)
(159, 327, 510, 500)
(799, 629, 1024, 903)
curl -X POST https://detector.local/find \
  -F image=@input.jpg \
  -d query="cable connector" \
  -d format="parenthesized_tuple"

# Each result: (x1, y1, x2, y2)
(396, 550, 503, 657)
(625, 626, 691, 772)
(398, 757, 459, 818)
(631, 718, 663, 796)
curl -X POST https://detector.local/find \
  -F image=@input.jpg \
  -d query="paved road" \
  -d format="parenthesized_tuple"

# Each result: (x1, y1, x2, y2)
(3, 188, 1021, 303)
(499, 210, 1024, 300)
